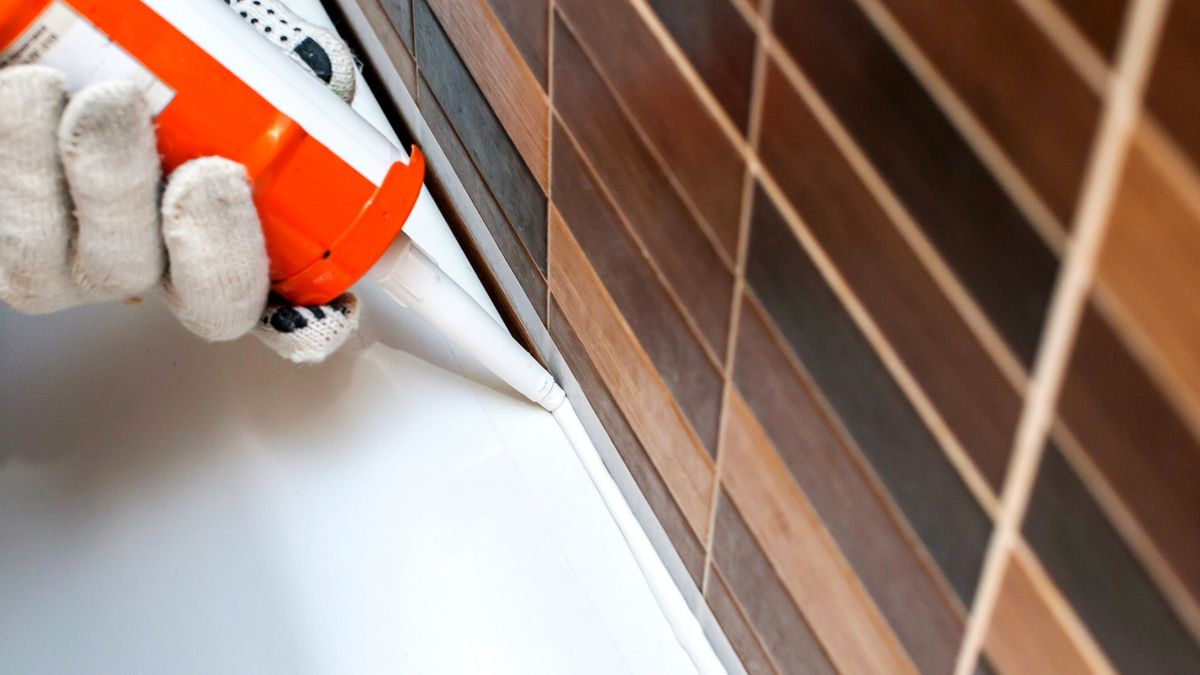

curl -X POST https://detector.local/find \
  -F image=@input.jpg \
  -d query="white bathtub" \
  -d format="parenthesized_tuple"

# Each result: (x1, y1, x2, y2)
(0, 3, 709, 672)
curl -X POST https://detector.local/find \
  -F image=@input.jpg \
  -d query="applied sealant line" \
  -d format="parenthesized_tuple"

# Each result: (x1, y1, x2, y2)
(553, 402, 726, 675)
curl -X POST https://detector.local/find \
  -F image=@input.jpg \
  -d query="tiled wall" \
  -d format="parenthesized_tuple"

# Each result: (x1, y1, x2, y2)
(335, 0, 1200, 672)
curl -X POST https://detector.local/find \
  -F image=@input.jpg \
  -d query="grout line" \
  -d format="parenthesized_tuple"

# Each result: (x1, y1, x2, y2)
(765, 39, 1031, 400)
(952, 1, 1170, 672)
(1014, 0, 1113, 94)
(1092, 279, 1200, 446)
(552, 9, 738, 272)
(549, 216, 718, 540)
(621, 0, 749, 153)
(583, 0, 1035, 408)
(755, 129, 1004, 523)
(701, 0, 774, 599)
(707, 565, 787, 675)
(1089, 118, 1200, 442)
(419, 70, 545, 293)
(740, 288, 969, 621)
(1052, 423, 1200, 643)
(1011, 541, 1119, 674)
(551, 113, 727, 375)
(545, 0, 555, 323)
(851, 0, 1070, 255)
(549, 121, 721, 473)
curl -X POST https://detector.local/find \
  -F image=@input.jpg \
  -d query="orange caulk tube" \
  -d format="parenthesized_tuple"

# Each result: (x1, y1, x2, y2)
(0, 0, 425, 305)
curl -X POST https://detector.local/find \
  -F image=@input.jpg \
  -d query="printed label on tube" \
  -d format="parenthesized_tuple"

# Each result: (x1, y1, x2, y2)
(0, 1, 174, 115)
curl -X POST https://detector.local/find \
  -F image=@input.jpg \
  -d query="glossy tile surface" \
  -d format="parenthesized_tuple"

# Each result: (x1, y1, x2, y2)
(646, 0, 756, 132)
(548, 209, 716, 539)
(1024, 445, 1200, 674)
(757, 69, 1020, 488)
(745, 187, 991, 603)
(772, 0, 1058, 363)
(733, 298, 963, 674)
(710, 492, 838, 675)
(551, 124, 724, 457)
(414, 0, 547, 271)
(556, 0, 746, 257)
(553, 19, 733, 359)
(878, 0, 1100, 224)
(549, 298, 705, 584)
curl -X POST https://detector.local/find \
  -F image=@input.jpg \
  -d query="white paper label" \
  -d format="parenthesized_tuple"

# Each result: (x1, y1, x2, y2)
(0, 1, 175, 115)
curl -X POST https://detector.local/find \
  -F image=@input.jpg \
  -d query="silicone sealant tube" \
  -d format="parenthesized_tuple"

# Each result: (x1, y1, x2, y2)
(366, 231, 566, 412)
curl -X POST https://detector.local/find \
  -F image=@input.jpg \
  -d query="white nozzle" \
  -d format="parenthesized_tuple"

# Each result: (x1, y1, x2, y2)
(369, 232, 565, 411)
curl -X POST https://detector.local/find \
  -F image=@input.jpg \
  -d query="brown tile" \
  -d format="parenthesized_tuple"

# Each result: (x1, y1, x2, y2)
(985, 554, 1100, 675)
(645, 0, 756, 132)
(758, 71, 1020, 489)
(733, 297, 963, 674)
(548, 298, 704, 584)
(1146, 0, 1200, 168)
(1024, 443, 1200, 674)
(548, 209, 715, 539)
(378, 0, 413, 51)
(555, 0, 745, 257)
(414, 0, 548, 273)
(744, 189, 991, 603)
(551, 122, 724, 455)
(1098, 126, 1200, 416)
(721, 389, 917, 674)
(1052, 0, 1128, 59)
(487, 0, 547, 86)
(418, 77, 546, 321)
(423, 0, 549, 190)
(552, 20, 733, 359)
(711, 492, 839, 675)
(705, 566, 777, 675)
(772, 0, 1058, 364)
(358, 0, 418, 100)
(877, 0, 1100, 225)
(1059, 302, 1200, 608)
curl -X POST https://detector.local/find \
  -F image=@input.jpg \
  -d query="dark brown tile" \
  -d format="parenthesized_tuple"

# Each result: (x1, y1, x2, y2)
(733, 297, 963, 674)
(551, 123, 723, 456)
(705, 566, 777, 675)
(354, 0, 418, 103)
(548, 298, 704, 584)
(877, 0, 1100, 225)
(555, 0, 745, 258)
(772, 0, 1058, 364)
(424, 0, 549, 189)
(552, 19, 733, 359)
(758, 72, 1019, 489)
(1024, 443, 1200, 674)
(418, 77, 546, 321)
(646, 0, 756, 132)
(414, 0, 547, 271)
(1148, 1, 1200, 171)
(711, 492, 837, 675)
(1059, 302, 1200, 607)
(487, 0, 548, 86)
(549, 212, 716, 538)
(745, 187, 991, 603)
(379, 0, 413, 51)
(1053, 0, 1128, 60)
(721, 388, 918, 673)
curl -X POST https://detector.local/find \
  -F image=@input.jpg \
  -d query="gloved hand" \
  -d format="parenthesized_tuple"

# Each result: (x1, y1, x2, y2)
(0, 0, 360, 363)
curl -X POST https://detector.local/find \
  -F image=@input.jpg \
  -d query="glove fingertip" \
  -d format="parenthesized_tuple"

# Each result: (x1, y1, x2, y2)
(254, 293, 360, 364)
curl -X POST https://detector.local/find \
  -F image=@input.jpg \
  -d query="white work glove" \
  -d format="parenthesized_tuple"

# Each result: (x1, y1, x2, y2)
(0, 0, 360, 364)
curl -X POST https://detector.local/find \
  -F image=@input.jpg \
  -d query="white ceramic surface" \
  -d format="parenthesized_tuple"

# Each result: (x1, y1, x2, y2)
(0, 2, 700, 672)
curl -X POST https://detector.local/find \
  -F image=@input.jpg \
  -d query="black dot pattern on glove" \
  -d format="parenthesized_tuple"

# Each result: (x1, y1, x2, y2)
(269, 306, 308, 333)
(292, 37, 333, 84)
